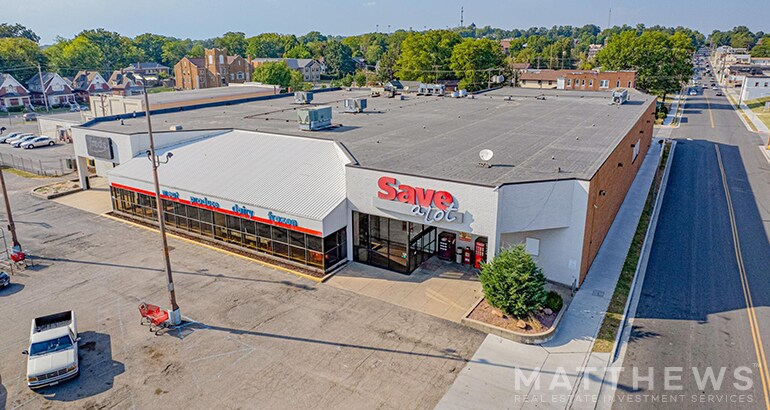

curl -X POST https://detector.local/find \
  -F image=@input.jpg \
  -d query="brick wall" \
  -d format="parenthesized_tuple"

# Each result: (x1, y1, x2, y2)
(564, 71, 636, 91)
(578, 98, 656, 283)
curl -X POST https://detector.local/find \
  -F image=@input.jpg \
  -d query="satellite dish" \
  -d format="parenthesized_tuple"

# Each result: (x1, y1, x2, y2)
(479, 149, 494, 162)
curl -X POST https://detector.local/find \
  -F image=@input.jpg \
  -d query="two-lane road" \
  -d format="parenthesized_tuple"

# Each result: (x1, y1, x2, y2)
(614, 84, 770, 409)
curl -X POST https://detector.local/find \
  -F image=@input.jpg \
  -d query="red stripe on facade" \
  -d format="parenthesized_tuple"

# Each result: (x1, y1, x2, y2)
(110, 183, 323, 237)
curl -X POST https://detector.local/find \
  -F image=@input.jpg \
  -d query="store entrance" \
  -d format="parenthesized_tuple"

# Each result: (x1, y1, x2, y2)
(353, 211, 437, 274)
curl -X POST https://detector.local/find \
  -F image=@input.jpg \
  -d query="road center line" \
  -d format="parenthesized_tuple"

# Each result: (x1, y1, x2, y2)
(705, 93, 715, 128)
(715, 144, 770, 410)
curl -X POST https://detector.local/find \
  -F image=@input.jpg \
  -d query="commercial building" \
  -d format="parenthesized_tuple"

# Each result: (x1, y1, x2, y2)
(740, 76, 770, 101)
(519, 69, 636, 91)
(71, 87, 655, 287)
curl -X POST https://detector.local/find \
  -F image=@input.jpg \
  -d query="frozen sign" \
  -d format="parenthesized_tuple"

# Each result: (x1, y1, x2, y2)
(376, 176, 463, 224)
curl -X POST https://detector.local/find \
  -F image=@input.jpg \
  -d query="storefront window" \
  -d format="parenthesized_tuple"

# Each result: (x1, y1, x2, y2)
(110, 187, 343, 271)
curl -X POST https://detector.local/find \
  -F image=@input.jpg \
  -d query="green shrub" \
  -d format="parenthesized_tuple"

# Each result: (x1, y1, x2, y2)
(479, 244, 548, 317)
(545, 291, 563, 312)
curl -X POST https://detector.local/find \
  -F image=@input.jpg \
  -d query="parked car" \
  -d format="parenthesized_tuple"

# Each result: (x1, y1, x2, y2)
(21, 136, 55, 149)
(0, 271, 9, 287)
(22, 112, 37, 122)
(24, 311, 80, 389)
(689, 89, 698, 96)
(0, 132, 23, 143)
(11, 135, 39, 148)
(716, 91, 723, 96)
(5, 133, 33, 145)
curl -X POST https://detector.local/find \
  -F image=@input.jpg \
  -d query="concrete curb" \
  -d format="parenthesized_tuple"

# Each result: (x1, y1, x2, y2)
(460, 298, 567, 345)
(30, 179, 82, 200)
(593, 141, 677, 409)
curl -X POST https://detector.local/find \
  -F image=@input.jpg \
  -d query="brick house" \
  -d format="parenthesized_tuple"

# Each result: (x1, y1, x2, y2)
(72, 71, 111, 103)
(519, 69, 636, 91)
(0, 73, 32, 109)
(26, 72, 77, 106)
(174, 48, 252, 90)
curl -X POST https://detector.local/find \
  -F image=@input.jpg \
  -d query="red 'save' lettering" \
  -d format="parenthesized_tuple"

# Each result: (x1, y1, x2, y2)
(377, 176, 454, 211)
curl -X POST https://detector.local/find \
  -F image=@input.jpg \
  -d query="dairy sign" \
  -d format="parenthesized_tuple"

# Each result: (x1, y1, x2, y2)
(376, 176, 463, 224)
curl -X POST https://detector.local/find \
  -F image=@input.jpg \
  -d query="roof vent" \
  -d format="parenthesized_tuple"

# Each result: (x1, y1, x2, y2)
(169, 125, 183, 131)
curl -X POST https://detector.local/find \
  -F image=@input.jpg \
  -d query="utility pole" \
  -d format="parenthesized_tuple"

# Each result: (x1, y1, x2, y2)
(0, 168, 20, 252)
(460, 6, 464, 27)
(142, 86, 181, 326)
(37, 64, 49, 113)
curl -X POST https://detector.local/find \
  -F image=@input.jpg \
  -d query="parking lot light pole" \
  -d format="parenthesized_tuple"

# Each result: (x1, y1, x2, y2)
(0, 168, 20, 251)
(143, 86, 181, 326)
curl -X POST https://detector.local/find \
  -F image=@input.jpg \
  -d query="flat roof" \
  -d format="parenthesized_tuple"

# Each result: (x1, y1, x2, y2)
(125, 85, 277, 106)
(83, 87, 655, 186)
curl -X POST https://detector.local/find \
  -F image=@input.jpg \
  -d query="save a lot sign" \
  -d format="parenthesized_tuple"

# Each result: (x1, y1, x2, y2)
(376, 176, 462, 224)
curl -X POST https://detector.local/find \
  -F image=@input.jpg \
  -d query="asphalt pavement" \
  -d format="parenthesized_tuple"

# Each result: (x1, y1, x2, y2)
(613, 82, 770, 408)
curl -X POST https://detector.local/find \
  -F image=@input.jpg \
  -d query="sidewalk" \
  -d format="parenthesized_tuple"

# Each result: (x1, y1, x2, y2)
(661, 92, 684, 127)
(435, 141, 663, 410)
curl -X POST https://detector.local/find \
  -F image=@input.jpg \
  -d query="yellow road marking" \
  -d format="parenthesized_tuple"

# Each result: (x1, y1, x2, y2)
(99, 213, 324, 283)
(705, 93, 715, 128)
(715, 145, 770, 409)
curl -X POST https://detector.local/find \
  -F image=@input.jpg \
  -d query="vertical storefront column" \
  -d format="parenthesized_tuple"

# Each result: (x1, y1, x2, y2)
(76, 156, 90, 190)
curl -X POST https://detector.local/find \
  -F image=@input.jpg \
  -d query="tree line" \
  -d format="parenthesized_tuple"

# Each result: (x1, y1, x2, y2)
(0, 22, 761, 97)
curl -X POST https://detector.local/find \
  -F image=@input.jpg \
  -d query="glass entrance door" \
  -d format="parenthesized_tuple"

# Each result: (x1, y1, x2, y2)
(353, 211, 438, 274)
(409, 226, 436, 272)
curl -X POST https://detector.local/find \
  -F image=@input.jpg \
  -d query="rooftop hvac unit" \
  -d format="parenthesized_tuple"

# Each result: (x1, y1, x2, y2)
(297, 106, 332, 131)
(458, 89, 468, 98)
(612, 89, 629, 105)
(344, 98, 367, 113)
(169, 125, 183, 131)
(418, 83, 446, 96)
(294, 91, 313, 104)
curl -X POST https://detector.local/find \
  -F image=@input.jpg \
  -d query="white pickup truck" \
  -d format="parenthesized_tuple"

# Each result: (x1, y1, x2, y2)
(23, 311, 80, 389)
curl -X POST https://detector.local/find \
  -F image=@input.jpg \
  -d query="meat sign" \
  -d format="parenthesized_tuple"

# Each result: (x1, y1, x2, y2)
(376, 176, 461, 224)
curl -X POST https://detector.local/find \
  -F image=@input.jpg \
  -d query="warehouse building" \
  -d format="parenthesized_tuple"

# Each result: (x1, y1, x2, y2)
(72, 88, 656, 287)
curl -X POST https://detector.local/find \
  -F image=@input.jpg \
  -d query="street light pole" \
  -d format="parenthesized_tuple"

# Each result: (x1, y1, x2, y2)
(0, 167, 20, 251)
(142, 85, 181, 325)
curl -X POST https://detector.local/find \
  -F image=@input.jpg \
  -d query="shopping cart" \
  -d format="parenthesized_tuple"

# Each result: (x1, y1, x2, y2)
(138, 302, 170, 335)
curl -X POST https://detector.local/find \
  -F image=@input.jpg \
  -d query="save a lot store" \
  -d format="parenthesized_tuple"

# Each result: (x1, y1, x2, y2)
(107, 130, 591, 286)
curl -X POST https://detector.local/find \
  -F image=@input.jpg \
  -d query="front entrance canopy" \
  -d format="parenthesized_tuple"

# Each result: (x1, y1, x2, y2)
(107, 130, 351, 233)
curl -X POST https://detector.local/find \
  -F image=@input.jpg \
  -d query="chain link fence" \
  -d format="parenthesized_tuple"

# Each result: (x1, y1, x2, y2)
(0, 152, 76, 176)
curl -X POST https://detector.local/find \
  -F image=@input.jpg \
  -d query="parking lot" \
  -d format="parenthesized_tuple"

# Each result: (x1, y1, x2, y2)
(0, 173, 485, 409)
(0, 115, 77, 176)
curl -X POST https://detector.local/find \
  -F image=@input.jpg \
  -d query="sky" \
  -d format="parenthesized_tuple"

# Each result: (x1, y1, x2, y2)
(6, 0, 769, 44)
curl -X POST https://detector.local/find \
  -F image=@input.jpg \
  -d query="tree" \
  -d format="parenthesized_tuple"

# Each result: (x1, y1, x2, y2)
(751, 36, 770, 58)
(134, 33, 169, 64)
(246, 33, 286, 58)
(161, 40, 191, 67)
(79, 29, 143, 69)
(252, 61, 293, 88)
(354, 70, 367, 87)
(597, 30, 692, 100)
(58, 37, 105, 76)
(479, 244, 548, 317)
(322, 41, 355, 78)
(189, 43, 205, 58)
(299, 31, 327, 44)
(215, 32, 247, 56)
(284, 44, 312, 58)
(396, 30, 461, 82)
(0, 37, 46, 82)
(0, 23, 40, 43)
(289, 70, 311, 91)
(376, 46, 399, 82)
(450, 38, 505, 91)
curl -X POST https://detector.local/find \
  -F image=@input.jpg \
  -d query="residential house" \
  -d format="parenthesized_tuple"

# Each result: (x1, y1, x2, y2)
(587, 44, 603, 61)
(740, 76, 770, 101)
(174, 48, 252, 90)
(71, 71, 111, 103)
(26, 72, 76, 106)
(518, 69, 636, 91)
(0, 73, 31, 109)
(108, 71, 144, 96)
(500, 39, 512, 55)
(123, 62, 170, 77)
(226, 55, 252, 84)
(252, 58, 322, 82)
(352, 56, 366, 70)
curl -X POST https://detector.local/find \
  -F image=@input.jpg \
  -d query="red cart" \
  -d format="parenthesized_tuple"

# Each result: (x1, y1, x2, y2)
(138, 303, 170, 335)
